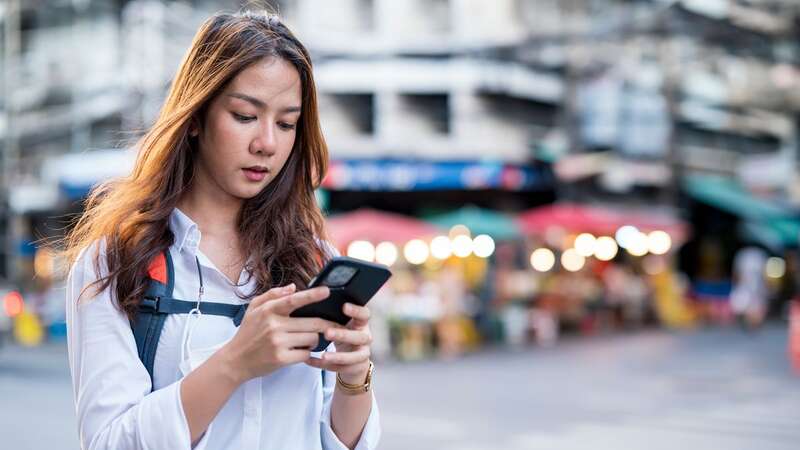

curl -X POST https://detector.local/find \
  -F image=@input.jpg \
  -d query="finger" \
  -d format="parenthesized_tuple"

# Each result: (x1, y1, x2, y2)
(320, 347, 370, 366)
(305, 356, 357, 373)
(250, 283, 296, 309)
(343, 303, 371, 327)
(281, 348, 312, 365)
(324, 328, 371, 347)
(305, 357, 324, 368)
(281, 332, 320, 350)
(280, 317, 342, 333)
(269, 286, 330, 316)
(305, 357, 349, 372)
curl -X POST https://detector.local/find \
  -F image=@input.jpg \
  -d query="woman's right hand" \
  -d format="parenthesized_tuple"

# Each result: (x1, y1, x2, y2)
(219, 283, 338, 383)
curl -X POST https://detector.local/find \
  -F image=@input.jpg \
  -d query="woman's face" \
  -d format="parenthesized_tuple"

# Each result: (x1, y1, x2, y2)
(192, 57, 302, 202)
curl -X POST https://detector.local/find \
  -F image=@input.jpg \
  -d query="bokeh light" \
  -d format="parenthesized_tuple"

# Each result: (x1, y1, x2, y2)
(561, 248, 586, 272)
(615, 225, 639, 249)
(3, 291, 24, 317)
(594, 236, 619, 261)
(766, 257, 786, 278)
(448, 224, 471, 239)
(404, 239, 429, 265)
(647, 230, 672, 255)
(452, 234, 474, 257)
(33, 247, 55, 279)
(374, 241, 398, 266)
(347, 240, 375, 262)
(574, 233, 596, 257)
(626, 232, 649, 257)
(472, 234, 495, 258)
(430, 236, 453, 260)
(530, 248, 556, 272)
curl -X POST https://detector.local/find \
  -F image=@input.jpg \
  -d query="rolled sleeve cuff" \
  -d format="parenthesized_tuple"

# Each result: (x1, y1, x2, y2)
(137, 379, 212, 450)
(320, 391, 381, 450)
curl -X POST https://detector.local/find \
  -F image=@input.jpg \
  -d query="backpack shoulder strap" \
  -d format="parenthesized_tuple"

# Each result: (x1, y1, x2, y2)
(130, 248, 329, 390)
(130, 249, 174, 391)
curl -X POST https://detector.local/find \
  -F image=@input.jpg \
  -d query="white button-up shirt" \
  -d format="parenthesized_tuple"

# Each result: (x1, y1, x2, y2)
(66, 207, 380, 450)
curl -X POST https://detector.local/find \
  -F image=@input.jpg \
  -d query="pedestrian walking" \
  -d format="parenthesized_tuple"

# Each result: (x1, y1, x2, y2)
(730, 246, 769, 331)
(60, 10, 379, 450)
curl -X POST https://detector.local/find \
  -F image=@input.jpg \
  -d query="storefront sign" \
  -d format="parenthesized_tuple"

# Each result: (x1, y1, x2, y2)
(322, 159, 549, 191)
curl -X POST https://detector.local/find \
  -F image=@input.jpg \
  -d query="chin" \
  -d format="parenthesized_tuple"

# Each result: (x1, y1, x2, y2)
(236, 188, 264, 200)
(223, 184, 255, 200)
(236, 183, 271, 199)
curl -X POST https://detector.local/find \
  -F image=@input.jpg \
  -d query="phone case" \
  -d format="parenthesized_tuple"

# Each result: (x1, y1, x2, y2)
(289, 256, 392, 352)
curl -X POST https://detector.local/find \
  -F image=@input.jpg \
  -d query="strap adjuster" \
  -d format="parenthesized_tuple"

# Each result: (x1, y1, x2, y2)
(233, 304, 248, 327)
(140, 296, 161, 312)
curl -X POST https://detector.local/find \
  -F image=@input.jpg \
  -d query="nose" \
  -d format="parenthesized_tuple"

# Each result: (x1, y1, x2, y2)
(250, 122, 277, 156)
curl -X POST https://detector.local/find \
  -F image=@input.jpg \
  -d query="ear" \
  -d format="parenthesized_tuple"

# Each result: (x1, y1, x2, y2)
(188, 117, 200, 137)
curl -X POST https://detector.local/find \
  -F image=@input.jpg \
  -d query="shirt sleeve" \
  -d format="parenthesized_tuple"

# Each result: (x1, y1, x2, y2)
(317, 240, 381, 449)
(319, 344, 381, 450)
(315, 238, 339, 259)
(66, 240, 209, 450)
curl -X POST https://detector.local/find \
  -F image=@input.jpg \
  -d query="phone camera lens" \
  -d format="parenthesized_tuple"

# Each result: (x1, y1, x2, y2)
(324, 266, 358, 287)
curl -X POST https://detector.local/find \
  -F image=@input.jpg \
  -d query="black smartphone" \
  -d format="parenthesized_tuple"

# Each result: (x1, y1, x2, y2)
(289, 256, 392, 352)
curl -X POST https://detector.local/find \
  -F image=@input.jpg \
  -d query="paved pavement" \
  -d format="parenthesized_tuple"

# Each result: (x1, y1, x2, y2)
(1, 324, 798, 449)
(378, 324, 800, 450)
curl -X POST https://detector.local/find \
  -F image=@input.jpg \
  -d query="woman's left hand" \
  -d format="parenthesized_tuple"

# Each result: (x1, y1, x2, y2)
(305, 302, 372, 384)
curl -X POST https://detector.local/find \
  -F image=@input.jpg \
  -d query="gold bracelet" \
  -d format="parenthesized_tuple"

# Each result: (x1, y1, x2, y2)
(336, 361, 374, 396)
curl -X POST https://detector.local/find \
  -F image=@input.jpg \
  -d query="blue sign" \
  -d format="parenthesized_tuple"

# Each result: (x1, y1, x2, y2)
(322, 159, 550, 191)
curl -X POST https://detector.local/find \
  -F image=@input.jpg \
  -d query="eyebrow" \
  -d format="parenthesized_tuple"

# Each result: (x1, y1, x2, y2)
(227, 92, 301, 113)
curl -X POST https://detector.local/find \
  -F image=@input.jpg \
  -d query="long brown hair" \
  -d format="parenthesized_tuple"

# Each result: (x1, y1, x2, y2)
(59, 10, 330, 320)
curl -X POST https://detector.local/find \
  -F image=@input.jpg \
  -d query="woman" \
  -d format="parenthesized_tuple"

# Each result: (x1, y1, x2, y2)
(62, 10, 379, 450)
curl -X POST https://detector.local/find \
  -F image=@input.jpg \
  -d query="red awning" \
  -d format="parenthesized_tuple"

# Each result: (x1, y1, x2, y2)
(517, 203, 690, 243)
(325, 208, 443, 249)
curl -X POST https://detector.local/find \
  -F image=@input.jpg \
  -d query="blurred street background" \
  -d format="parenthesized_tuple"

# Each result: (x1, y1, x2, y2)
(1, 0, 800, 449)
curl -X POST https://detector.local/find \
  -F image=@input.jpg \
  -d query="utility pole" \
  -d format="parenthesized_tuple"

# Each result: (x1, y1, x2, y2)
(3, 0, 21, 283)
(660, 38, 681, 207)
(657, 9, 682, 209)
(559, 0, 585, 202)
(71, 0, 91, 154)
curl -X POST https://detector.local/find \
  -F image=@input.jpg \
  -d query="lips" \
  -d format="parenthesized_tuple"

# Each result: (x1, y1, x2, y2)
(243, 166, 269, 182)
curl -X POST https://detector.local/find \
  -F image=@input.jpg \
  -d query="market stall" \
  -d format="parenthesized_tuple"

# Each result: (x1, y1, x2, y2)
(509, 202, 695, 343)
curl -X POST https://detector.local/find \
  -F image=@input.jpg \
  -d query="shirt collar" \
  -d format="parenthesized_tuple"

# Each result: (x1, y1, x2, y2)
(169, 207, 202, 254)
(168, 207, 258, 275)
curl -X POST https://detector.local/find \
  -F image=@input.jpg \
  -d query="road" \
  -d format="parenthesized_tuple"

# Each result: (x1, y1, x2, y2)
(1, 325, 798, 449)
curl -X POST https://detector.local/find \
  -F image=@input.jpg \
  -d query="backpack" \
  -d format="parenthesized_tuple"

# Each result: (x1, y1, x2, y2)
(129, 250, 327, 391)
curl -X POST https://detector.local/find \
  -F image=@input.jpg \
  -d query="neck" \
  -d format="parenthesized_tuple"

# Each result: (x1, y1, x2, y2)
(176, 177, 242, 239)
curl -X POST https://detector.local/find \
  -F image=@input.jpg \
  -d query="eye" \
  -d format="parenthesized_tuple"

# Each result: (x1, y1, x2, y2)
(278, 122, 296, 131)
(232, 113, 256, 123)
